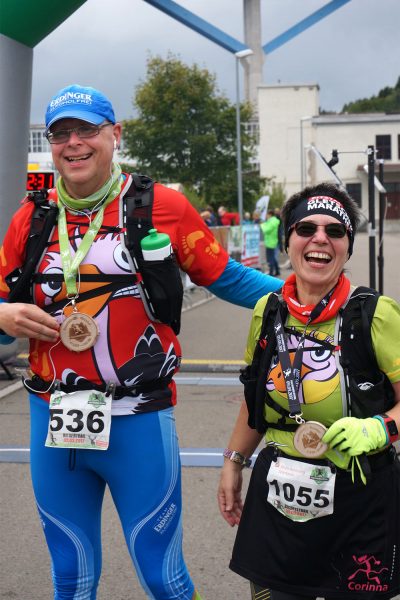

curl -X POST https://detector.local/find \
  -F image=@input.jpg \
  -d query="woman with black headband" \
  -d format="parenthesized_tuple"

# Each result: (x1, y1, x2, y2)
(218, 182, 400, 600)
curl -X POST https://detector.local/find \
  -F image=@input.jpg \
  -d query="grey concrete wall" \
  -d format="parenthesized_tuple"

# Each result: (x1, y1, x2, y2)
(0, 35, 33, 242)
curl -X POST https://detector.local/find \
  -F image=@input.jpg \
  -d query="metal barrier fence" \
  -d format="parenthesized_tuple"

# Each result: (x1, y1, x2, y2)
(212, 224, 262, 269)
(181, 272, 214, 312)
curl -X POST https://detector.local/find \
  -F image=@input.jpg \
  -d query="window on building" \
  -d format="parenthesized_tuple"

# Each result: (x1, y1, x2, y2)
(346, 183, 362, 207)
(244, 120, 260, 145)
(375, 135, 391, 160)
(29, 129, 51, 153)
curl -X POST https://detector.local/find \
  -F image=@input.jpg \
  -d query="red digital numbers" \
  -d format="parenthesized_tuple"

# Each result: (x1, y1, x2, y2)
(26, 172, 55, 191)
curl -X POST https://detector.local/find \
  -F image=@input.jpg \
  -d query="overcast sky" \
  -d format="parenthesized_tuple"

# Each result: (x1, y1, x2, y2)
(30, 0, 400, 123)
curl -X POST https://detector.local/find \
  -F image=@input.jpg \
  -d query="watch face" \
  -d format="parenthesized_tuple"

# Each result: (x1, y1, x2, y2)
(231, 452, 243, 465)
(381, 414, 399, 438)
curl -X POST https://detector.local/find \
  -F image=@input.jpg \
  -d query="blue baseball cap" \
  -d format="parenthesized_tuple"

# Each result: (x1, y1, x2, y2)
(45, 84, 116, 129)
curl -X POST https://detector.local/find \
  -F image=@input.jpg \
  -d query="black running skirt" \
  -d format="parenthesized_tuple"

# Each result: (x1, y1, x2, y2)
(230, 446, 400, 599)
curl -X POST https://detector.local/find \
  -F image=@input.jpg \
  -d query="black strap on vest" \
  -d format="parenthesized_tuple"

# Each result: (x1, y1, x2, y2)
(39, 280, 138, 315)
(6, 189, 59, 304)
(338, 286, 394, 417)
(123, 173, 154, 262)
(23, 373, 171, 400)
(122, 174, 183, 334)
(240, 290, 293, 433)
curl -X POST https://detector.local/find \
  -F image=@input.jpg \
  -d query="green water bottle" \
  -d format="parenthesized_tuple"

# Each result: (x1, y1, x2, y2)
(140, 228, 172, 260)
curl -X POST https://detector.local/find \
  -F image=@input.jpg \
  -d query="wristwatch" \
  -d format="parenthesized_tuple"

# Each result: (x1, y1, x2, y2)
(223, 448, 252, 468)
(378, 413, 399, 444)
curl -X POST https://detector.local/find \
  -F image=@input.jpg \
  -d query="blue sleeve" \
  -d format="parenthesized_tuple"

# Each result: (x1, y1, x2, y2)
(207, 257, 283, 309)
(0, 298, 16, 345)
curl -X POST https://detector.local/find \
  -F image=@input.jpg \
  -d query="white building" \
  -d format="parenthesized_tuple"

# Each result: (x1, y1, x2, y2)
(258, 83, 400, 219)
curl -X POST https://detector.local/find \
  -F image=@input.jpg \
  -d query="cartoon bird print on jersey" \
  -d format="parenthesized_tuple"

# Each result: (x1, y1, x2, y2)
(266, 329, 339, 405)
(61, 324, 179, 413)
(34, 225, 179, 406)
(32, 225, 167, 386)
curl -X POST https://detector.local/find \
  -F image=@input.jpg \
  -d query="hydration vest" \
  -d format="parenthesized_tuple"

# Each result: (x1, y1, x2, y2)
(240, 287, 395, 434)
(5, 174, 183, 334)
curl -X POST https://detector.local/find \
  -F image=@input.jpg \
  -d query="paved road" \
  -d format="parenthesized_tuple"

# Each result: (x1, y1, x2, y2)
(0, 231, 399, 599)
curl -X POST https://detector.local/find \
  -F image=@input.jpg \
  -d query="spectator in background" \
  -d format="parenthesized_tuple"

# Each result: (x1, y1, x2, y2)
(217, 206, 240, 226)
(200, 210, 213, 227)
(274, 206, 292, 271)
(260, 209, 280, 276)
(242, 212, 252, 224)
(274, 207, 284, 253)
(205, 206, 218, 226)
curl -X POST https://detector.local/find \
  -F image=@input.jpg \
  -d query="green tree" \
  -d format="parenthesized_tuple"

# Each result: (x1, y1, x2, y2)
(342, 77, 400, 113)
(122, 54, 263, 211)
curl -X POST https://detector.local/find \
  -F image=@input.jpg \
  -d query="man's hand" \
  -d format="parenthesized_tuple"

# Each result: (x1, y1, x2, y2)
(322, 417, 387, 456)
(0, 303, 59, 342)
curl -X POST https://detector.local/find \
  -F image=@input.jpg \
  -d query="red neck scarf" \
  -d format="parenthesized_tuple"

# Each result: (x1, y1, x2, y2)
(281, 273, 351, 324)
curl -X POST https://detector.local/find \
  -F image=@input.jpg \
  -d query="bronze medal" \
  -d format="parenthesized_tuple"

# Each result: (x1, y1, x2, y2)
(60, 312, 99, 352)
(293, 421, 328, 458)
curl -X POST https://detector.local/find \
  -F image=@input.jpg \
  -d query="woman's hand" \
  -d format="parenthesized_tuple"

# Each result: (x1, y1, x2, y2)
(322, 416, 387, 455)
(218, 400, 263, 526)
(0, 302, 59, 342)
(217, 461, 244, 527)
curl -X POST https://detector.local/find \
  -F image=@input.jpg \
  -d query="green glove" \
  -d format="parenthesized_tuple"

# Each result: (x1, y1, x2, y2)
(324, 445, 351, 470)
(322, 417, 388, 456)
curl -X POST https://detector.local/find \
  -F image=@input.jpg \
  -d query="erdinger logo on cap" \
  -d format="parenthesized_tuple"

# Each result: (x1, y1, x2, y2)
(45, 84, 116, 129)
(307, 196, 353, 232)
(48, 91, 93, 111)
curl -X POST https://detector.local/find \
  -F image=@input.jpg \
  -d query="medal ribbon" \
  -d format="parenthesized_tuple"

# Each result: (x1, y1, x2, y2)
(57, 165, 122, 297)
(274, 286, 336, 421)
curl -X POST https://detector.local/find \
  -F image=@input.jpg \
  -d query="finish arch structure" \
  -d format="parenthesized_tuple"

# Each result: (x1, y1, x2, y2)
(0, 0, 87, 241)
(143, 0, 352, 108)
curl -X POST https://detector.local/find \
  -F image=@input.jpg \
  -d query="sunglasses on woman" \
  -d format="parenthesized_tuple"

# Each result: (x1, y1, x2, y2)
(292, 221, 347, 239)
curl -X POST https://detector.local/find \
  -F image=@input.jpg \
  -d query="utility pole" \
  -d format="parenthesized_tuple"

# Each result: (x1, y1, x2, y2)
(378, 159, 385, 294)
(367, 145, 376, 289)
(235, 49, 254, 224)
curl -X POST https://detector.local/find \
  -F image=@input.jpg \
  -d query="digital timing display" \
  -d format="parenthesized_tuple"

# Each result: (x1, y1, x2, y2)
(26, 172, 55, 191)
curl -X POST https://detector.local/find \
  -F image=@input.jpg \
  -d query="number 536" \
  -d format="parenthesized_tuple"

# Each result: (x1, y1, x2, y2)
(49, 409, 105, 433)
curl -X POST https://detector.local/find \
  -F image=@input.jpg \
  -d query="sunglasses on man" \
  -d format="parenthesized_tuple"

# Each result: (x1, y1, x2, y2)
(292, 221, 347, 239)
(46, 122, 112, 144)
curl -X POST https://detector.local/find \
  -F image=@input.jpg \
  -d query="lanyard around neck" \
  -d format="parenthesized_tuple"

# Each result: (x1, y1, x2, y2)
(57, 195, 115, 297)
(273, 288, 335, 422)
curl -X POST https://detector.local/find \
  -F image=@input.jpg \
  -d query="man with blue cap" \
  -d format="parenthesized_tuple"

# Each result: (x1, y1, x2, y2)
(0, 84, 282, 599)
